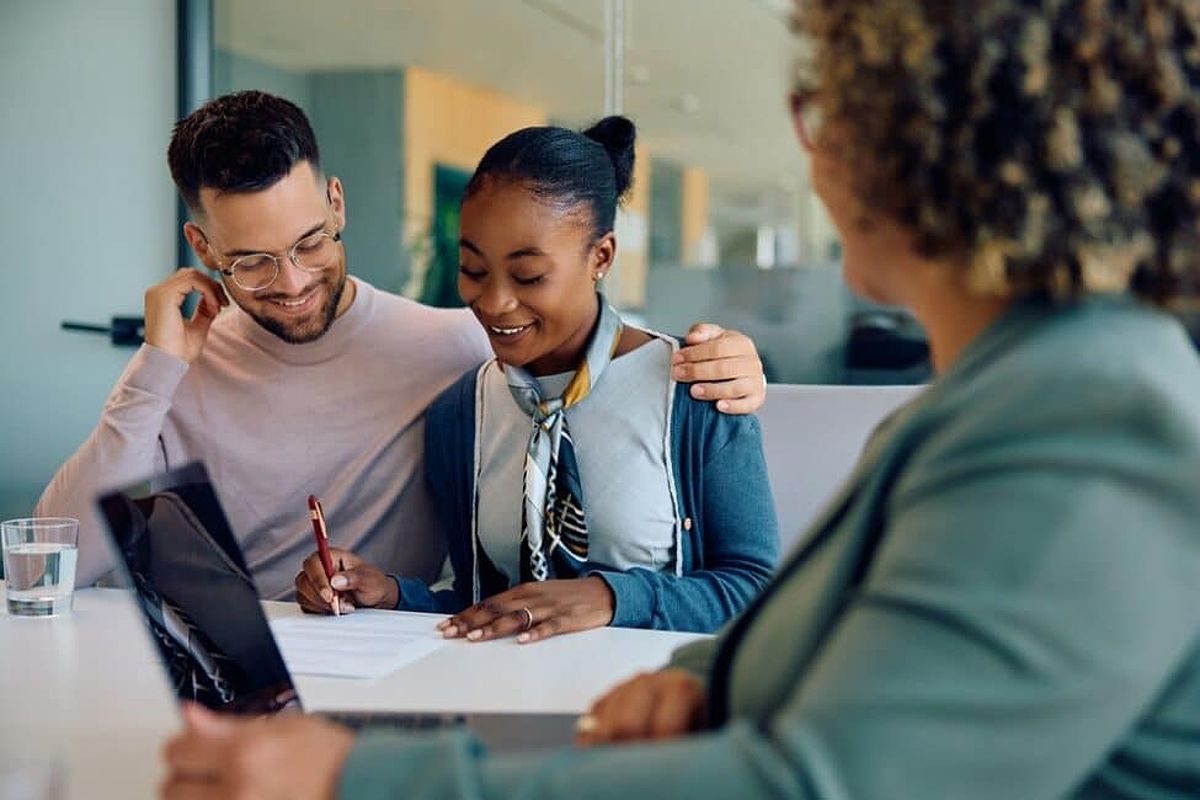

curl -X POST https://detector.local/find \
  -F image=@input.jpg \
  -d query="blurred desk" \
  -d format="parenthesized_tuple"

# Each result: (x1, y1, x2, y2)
(0, 585, 704, 799)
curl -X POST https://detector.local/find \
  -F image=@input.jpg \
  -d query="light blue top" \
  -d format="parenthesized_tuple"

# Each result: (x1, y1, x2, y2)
(342, 296, 1200, 799)
(476, 339, 678, 582)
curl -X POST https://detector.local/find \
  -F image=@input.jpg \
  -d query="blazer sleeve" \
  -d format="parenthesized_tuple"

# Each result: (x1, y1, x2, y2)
(590, 409, 779, 632)
(666, 636, 722, 685)
(337, 370, 1200, 799)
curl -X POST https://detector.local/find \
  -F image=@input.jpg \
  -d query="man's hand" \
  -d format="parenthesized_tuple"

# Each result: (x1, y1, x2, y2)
(161, 703, 354, 800)
(295, 548, 398, 614)
(576, 668, 708, 746)
(438, 576, 615, 644)
(673, 324, 766, 414)
(143, 268, 228, 363)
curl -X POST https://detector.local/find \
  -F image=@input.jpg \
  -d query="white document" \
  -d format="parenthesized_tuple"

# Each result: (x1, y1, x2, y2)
(269, 610, 446, 680)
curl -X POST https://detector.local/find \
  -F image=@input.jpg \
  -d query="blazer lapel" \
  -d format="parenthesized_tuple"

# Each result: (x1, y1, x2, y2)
(706, 396, 923, 723)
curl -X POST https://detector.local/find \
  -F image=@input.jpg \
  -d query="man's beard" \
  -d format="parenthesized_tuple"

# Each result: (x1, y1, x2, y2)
(249, 274, 346, 344)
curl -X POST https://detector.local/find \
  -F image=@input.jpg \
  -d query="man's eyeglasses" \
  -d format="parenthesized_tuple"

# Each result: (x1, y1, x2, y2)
(789, 89, 823, 151)
(204, 228, 342, 292)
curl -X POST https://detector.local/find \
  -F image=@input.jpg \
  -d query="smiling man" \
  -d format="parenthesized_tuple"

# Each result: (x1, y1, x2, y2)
(36, 91, 768, 599)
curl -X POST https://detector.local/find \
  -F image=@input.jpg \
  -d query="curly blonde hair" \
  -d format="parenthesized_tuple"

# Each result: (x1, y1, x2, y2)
(797, 0, 1200, 302)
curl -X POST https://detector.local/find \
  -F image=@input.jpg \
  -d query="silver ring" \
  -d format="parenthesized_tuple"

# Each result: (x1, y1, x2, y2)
(519, 606, 534, 632)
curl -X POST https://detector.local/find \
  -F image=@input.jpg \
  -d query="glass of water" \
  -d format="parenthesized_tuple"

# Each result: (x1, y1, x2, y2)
(1, 518, 79, 617)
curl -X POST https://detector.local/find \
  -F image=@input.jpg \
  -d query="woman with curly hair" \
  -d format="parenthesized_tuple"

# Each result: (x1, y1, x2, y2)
(161, 2, 1200, 798)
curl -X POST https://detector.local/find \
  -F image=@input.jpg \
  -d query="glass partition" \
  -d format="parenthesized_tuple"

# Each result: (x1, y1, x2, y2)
(213, 0, 932, 384)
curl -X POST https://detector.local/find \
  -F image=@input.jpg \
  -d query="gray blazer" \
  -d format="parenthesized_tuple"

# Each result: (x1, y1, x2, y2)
(340, 296, 1200, 799)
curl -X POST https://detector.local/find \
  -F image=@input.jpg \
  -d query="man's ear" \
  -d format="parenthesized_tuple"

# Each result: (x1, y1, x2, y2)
(326, 176, 346, 233)
(182, 221, 218, 269)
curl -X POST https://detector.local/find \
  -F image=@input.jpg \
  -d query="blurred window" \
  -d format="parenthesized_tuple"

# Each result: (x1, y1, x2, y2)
(213, 0, 927, 384)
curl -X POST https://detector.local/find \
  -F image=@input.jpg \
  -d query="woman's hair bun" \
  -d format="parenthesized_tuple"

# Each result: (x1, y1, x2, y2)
(583, 115, 637, 200)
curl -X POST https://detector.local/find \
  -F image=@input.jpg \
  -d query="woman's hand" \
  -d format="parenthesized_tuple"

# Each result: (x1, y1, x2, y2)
(294, 548, 398, 614)
(438, 576, 615, 644)
(576, 668, 708, 746)
(161, 703, 354, 800)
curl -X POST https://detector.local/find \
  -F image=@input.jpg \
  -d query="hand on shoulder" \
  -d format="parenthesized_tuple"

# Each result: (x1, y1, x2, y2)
(672, 324, 766, 414)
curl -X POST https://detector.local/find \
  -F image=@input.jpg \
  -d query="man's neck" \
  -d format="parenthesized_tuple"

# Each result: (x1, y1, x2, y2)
(334, 275, 357, 319)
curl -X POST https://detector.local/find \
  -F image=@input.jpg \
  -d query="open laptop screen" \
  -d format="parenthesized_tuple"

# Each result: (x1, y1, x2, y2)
(97, 462, 299, 714)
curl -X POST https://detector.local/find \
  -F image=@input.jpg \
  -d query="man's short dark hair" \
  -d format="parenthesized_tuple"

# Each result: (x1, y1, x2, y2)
(168, 90, 320, 213)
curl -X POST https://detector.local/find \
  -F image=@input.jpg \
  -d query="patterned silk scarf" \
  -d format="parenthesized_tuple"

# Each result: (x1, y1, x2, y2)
(504, 296, 624, 582)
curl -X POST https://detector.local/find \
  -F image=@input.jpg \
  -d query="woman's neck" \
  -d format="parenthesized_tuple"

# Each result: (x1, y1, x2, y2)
(906, 265, 1012, 374)
(525, 299, 602, 377)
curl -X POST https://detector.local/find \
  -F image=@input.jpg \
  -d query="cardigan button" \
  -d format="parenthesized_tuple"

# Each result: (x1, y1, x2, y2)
(683, 517, 693, 531)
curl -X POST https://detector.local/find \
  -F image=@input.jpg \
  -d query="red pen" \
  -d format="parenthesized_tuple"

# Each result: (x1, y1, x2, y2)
(307, 494, 341, 616)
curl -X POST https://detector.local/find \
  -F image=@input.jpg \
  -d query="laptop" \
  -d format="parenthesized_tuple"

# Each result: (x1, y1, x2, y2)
(96, 461, 577, 752)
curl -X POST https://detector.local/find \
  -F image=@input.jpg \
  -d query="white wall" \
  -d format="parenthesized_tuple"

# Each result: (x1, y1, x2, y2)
(0, 0, 177, 518)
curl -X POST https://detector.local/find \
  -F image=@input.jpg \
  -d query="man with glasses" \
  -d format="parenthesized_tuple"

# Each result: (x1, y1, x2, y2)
(37, 91, 768, 600)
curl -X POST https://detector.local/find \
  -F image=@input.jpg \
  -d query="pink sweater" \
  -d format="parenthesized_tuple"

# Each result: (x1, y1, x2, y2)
(36, 279, 489, 599)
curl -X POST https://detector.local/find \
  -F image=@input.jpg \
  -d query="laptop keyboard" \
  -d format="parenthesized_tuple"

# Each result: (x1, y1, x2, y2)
(322, 711, 468, 732)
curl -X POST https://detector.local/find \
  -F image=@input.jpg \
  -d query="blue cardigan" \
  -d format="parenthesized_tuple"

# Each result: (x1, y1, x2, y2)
(395, 362, 779, 632)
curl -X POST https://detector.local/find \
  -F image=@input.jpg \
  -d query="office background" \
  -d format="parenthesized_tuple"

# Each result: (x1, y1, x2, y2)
(209, 0, 865, 388)
(0, 0, 852, 524)
(0, 0, 1005, 524)
(1, 0, 177, 525)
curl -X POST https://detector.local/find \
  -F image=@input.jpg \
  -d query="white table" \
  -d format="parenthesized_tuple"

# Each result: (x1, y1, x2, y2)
(0, 585, 705, 799)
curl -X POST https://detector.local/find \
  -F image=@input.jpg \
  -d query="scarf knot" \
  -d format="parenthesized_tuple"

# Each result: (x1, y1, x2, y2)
(503, 296, 623, 583)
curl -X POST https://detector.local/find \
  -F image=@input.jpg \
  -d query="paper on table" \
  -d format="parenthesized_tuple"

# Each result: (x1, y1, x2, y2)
(269, 610, 446, 680)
